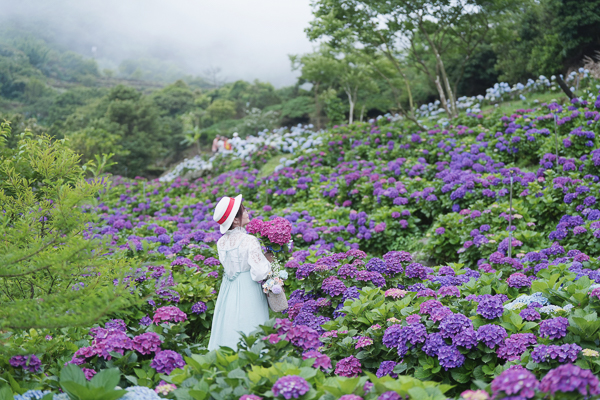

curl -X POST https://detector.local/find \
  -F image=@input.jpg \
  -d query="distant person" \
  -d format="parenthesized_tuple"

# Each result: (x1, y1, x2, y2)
(212, 137, 219, 153)
(224, 137, 232, 152)
(217, 136, 225, 153)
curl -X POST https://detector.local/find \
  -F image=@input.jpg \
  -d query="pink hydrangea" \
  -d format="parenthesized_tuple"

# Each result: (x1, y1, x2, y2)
(153, 306, 187, 324)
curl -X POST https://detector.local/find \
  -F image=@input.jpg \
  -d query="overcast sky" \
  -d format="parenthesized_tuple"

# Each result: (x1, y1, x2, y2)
(1, 0, 318, 87)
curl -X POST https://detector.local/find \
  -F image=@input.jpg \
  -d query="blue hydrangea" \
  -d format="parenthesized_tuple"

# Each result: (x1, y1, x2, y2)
(14, 390, 51, 400)
(119, 386, 161, 400)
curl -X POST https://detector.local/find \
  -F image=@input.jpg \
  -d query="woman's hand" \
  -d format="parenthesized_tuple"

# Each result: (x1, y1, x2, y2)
(265, 251, 275, 262)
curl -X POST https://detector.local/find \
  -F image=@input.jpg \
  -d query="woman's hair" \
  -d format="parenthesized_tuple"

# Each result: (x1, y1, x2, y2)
(228, 203, 245, 230)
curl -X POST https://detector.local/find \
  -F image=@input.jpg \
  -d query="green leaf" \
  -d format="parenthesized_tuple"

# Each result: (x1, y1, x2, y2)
(0, 385, 13, 400)
(61, 381, 95, 400)
(90, 368, 121, 391)
(61, 363, 87, 387)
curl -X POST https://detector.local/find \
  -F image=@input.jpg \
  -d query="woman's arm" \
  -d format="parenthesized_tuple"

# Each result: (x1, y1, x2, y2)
(247, 236, 272, 282)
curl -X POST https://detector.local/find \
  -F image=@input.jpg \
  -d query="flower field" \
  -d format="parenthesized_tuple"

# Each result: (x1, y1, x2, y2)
(4, 91, 600, 400)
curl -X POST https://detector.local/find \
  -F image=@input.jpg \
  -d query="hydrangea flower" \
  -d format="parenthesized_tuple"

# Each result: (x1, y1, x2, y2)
(335, 355, 362, 377)
(13, 390, 51, 400)
(539, 364, 600, 396)
(378, 392, 401, 400)
(302, 350, 332, 370)
(439, 313, 473, 338)
(9, 354, 42, 373)
(477, 296, 504, 319)
(155, 381, 177, 395)
(437, 345, 465, 370)
(153, 306, 187, 324)
(491, 367, 538, 399)
(191, 301, 207, 314)
(150, 350, 185, 374)
(132, 332, 163, 355)
(539, 317, 569, 340)
(272, 375, 311, 399)
(376, 360, 398, 378)
(121, 386, 162, 400)
(531, 344, 581, 364)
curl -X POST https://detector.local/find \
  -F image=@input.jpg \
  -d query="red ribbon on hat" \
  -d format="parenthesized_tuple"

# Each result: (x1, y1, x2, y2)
(217, 197, 236, 224)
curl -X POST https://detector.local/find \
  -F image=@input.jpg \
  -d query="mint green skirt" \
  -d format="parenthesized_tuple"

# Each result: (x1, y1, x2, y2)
(207, 270, 270, 351)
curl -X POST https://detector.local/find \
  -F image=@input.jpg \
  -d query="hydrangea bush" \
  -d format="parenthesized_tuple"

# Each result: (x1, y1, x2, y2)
(4, 90, 600, 399)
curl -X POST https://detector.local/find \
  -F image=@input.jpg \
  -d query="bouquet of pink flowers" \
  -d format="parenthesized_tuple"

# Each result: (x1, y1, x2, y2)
(246, 217, 292, 261)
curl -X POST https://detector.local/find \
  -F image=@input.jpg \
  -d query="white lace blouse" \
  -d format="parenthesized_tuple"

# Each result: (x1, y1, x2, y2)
(216, 227, 271, 282)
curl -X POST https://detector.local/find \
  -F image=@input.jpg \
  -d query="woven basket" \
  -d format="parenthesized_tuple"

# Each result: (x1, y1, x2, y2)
(267, 291, 288, 312)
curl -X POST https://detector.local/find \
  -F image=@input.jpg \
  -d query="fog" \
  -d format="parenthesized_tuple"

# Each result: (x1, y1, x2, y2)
(0, 0, 317, 87)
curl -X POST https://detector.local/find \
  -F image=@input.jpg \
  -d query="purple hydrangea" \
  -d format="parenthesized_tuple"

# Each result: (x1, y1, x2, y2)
(476, 324, 507, 348)
(405, 263, 427, 279)
(507, 273, 531, 288)
(437, 345, 465, 370)
(423, 333, 445, 357)
(105, 319, 127, 332)
(321, 276, 347, 296)
(497, 333, 538, 361)
(376, 360, 398, 378)
(9, 354, 42, 373)
(453, 329, 478, 349)
(153, 306, 187, 324)
(378, 392, 401, 400)
(132, 332, 163, 355)
(191, 301, 207, 314)
(150, 350, 185, 374)
(439, 313, 473, 339)
(285, 325, 321, 350)
(539, 363, 600, 396)
(477, 296, 504, 319)
(531, 344, 581, 364)
(272, 375, 311, 399)
(519, 308, 541, 321)
(302, 350, 332, 370)
(491, 367, 539, 399)
(335, 355, 362, 377)
(539, 317, 569, 340)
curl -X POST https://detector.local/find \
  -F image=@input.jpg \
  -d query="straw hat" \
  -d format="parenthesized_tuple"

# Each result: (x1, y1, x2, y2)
(213, 194, 243, 234)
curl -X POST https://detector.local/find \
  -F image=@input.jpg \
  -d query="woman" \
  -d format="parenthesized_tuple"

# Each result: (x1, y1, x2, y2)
(208, 194, 273, 351)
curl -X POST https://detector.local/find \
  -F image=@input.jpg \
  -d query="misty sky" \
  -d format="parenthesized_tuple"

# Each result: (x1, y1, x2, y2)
(1, 0, 318, 87)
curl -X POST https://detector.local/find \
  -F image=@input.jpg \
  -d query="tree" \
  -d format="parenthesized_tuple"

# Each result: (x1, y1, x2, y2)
(335, 50, 379, 124)
(307, 0, 509, 119)
(0, 121, 135, 348)
(494, 0, 600, 97)
(291, 48, 339, 129)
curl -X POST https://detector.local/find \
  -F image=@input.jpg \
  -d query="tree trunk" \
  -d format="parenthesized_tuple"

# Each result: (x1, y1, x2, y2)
(346, 89, 355, 124)
(314, 81, 322, 129)
(555, 75, 576, 99)
(360, 105, 366, 122)
(435, 75, 451, 117)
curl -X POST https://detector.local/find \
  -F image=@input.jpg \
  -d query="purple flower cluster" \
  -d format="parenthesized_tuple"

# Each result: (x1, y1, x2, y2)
(302, 350, 332, 370)
(285, 325, 321, 350)
(491, 367, 538, 399)
(150, 350, 185, 374)
(132, 332, 163, 355)
(376, 360, 398, 378)
(321, 276, 347, 296)
(191, 301, 207, 314)
(153, 306, 187, 324)
(9, 354, 41, 373)
(476, 324, 507, 348)
(439, 313, 473, 338)
(539, 317, 569, 340)
(531, 344, 581, 364)
(497, 333, 537, 361)
(477, 296, 504, 319)
(539, 364, 600, 396)
(335, 355, 362, 377)
(272, 375, 311, 399)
